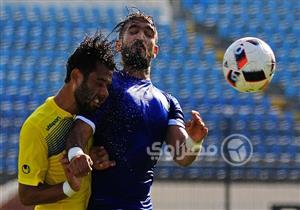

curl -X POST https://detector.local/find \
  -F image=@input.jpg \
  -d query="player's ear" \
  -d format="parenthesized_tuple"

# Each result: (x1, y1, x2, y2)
(153, 45, 159, 59)
(115, 40, 122, 52)
(71, 68, 83, 87)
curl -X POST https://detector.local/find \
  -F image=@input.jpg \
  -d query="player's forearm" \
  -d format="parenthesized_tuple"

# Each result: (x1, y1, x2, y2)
(166, 138, 199, 167)
(66, 120, 93, 151)
(166, 126, 202, 166)
(19, 183, 67, 206)
(174, 153, 198, 167)
(166, 127, 202, 167)
(174, 136, 203, 166)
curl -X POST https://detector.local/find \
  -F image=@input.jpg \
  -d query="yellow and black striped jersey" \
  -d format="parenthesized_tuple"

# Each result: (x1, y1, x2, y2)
(18, 96, 91, 210)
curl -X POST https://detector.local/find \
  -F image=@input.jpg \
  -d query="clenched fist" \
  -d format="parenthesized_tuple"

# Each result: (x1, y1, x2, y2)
(90, 146, 116, 170)
(185, 110, 208, 143)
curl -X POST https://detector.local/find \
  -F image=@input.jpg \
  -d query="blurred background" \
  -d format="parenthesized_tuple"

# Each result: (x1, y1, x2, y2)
(0, 0, 299, 210)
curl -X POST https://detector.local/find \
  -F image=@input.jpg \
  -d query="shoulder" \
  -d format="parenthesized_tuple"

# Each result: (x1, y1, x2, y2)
(23, 104, 47, 129)
(19, 113, 45, 150)
(153, 86, 180, 105)
(20, 107, 46, 140)
(20, 97, 55, 133)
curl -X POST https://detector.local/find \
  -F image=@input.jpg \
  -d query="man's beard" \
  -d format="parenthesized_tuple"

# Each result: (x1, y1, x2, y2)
(121, 40, 151, 71)
(74, 81, 94, 114)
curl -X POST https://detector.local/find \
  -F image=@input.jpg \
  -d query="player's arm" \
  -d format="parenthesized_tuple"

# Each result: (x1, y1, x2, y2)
(65, 117, 94, 177)
(66, 116, 95, 150)
(19, 181, 78, 205)
(19, 154, 80, 205)
(166, 110, 208, 166)
(19, 183, 67, 205)
(66, 116, 115, 177)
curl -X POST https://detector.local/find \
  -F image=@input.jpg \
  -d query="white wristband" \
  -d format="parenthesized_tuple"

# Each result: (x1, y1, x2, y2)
(68, 147, 84, 161)
(185, 136, 202, 153)
(63, 181, 76, 197)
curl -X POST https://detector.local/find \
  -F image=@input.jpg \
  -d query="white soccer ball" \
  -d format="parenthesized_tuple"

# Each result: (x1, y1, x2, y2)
(222, 37, 276, 92)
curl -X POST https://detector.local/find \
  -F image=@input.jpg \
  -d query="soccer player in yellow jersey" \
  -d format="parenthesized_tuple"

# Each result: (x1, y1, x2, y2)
(18, 32, 116, 210)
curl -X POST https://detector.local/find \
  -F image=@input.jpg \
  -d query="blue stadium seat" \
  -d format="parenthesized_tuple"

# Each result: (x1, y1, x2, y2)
(5, 149, 18, 175)
(184, 0, 300, 99)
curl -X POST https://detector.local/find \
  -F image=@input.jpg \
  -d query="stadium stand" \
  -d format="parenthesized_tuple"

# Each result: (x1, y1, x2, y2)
(0, 1, 299, 185)
(181, 0, 300, 100)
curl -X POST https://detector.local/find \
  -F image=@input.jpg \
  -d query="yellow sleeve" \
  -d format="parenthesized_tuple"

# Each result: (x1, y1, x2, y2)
(18, 120, 48, 186)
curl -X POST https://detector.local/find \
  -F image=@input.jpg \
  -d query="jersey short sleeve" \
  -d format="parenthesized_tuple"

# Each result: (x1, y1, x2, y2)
(75, 115, 96, 134)
(18, 121, 48, 186)
(168, 95, 185, 128)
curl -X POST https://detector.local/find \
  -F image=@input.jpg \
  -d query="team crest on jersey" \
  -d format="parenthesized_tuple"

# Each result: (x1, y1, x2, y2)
(22, 164, 30, 174)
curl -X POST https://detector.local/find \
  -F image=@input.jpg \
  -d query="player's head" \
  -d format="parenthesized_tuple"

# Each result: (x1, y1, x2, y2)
(114, 10, 159, 71)
(65, 32, 115, 114)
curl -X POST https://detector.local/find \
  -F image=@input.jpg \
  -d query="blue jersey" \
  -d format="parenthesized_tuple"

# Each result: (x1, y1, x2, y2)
(84, 71, 184, 210)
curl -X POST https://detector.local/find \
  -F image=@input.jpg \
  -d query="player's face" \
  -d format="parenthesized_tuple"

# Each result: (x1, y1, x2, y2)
(74, 65, 112, 114)
(120, 18, 158, 70)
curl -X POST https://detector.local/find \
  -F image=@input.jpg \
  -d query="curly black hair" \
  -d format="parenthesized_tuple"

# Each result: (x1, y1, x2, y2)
(112, 8, 158, 43)
(65, 32, 116, 83)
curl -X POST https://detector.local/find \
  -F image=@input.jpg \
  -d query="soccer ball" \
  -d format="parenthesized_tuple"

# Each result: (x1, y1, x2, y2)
(222, 37, 276, 92)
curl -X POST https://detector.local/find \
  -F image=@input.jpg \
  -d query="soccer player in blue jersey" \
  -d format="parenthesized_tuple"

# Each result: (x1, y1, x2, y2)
(66, 11, 208, 210)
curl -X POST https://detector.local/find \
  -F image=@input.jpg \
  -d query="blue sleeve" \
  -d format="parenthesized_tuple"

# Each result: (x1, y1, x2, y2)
(76, 104, 107, 134)
(168, 95, 185, 128)
(75, 113, 98, 134)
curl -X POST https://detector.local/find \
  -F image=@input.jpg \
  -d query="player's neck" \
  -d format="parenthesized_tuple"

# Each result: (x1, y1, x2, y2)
(123, 66, 151, 80)
(54, 85, 78, 115)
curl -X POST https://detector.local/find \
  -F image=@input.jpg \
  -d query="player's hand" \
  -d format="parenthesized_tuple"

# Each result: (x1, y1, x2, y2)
(61, 154, 81, 191)
(68, 152, 93, 178)
(90, 146, 116, 170)
(185, 110, 208, 143)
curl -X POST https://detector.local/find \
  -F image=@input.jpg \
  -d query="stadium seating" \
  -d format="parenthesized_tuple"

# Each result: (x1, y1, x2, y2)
(181, 0, 300, 100)
(0, 2, 299, 181)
